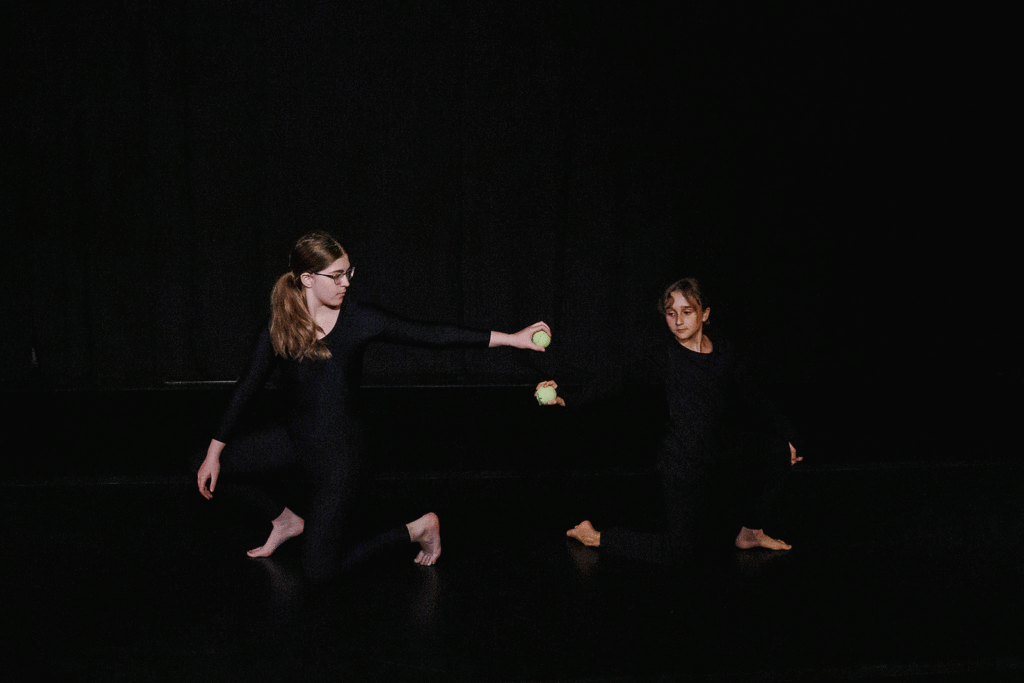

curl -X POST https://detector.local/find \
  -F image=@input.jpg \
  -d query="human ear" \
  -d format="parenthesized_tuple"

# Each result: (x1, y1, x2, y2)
(299, 272, 315, 289)
(701, 307, 710, 323)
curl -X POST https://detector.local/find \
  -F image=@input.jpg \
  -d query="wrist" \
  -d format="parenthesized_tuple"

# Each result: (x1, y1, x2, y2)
(489, 331, 511, 348)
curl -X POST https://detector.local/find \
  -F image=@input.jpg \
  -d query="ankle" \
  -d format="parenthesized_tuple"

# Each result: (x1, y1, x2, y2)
(273, 510, 303, 531)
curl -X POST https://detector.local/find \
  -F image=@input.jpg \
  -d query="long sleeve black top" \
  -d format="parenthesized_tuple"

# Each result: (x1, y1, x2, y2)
(656, 337, 798, 472)
(214, 300, 491, 451)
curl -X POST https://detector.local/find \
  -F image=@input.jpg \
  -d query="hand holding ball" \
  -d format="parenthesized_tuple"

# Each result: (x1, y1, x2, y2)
(532, 330, 551, 348)
(536, 385, 557, 405)
(534, 380, 563, 406)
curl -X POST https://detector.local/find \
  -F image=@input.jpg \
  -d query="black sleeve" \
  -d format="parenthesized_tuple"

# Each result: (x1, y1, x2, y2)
(359, 303, 492, 349)
(213, 326, 278, 443)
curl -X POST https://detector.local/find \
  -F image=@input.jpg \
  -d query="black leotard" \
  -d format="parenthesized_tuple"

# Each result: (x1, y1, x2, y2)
(656, 336, 798, 472)
(200, 300, 490, 582)
(597, 336, 799, 565)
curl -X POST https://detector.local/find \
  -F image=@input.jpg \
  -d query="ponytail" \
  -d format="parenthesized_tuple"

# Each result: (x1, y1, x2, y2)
(269, 272, 332, 361)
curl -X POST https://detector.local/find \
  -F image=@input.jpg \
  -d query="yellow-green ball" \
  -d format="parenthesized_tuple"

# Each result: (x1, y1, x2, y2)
(532, 331, 551, 348)
(536, 386, 557, 405)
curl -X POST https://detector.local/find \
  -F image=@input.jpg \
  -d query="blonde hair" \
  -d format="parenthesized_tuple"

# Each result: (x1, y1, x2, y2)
(270, 232, 346, 361)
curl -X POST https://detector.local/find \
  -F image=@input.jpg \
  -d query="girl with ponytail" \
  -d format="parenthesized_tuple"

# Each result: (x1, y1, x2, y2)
(269, 232, 347, 362)
(195, 232, 551, 583)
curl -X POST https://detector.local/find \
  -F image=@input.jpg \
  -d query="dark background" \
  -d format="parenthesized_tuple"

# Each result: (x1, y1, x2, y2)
(4, 8, 1021, 681)
(2, 2, 1018, 472)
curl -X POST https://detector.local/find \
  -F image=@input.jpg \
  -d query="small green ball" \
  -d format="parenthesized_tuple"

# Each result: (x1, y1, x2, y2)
(532, 330, 551, 348)
(536, 386, 557, 405)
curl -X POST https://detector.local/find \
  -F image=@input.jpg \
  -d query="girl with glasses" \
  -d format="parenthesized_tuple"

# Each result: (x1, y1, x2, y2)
(194, 232, 550, 582)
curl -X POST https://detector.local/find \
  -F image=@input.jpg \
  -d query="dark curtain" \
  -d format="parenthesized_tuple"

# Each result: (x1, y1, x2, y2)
(2, 2, 1014, 395)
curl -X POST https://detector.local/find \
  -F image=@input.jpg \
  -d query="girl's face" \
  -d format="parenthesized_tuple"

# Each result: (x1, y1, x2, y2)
(664, 291, 709, 346)
(304, 255, 352, 309)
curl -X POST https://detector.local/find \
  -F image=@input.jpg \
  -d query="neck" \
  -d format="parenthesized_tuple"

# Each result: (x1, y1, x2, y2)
(304, 290, 337, 316)
(678, 329, 706, 353)
(304, 290, 341, 334)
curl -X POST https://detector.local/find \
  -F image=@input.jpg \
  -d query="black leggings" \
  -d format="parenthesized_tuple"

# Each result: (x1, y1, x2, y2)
(601, 433, 791, 566)
(191, 423, 410, 583)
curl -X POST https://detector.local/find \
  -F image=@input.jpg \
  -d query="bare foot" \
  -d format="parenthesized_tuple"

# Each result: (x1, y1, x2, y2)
(248, 508, 305, 558)
(735, 526, 791, 550)
(567, 520, 601, 547)
(407, 512, 441, 566)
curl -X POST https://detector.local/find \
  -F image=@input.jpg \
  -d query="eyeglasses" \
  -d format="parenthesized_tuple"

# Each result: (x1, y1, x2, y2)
(314, 266, 355, 284)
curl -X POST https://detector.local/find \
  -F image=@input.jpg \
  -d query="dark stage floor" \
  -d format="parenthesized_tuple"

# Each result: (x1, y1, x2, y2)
(4, 459, 1022, 683)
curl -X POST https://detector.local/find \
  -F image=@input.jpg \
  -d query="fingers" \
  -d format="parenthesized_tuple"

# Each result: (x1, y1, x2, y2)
(197, 467, 217, 499)
(535, 381, 563, 406)
(526, 322, 552, 351)
(534, 380, 558, 397)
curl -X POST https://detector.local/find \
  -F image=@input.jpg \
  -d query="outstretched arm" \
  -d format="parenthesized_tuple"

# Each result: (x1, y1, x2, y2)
(365, 303, 542, 350)
(489, 321, 551, 351)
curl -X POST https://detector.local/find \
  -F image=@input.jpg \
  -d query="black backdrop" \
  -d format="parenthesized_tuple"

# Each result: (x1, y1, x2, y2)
(2, 2, 1018, 458)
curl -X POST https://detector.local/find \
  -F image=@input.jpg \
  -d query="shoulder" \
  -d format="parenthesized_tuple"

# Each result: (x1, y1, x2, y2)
(640, 337, 680, 376)
(345, 299, 393, 324)
(650, 336, 676, 358)
(709, 337, 744, 367)
(338, 299, 405, 337)
(710, 336, 736, 355)
(346, 299, 390, 315)
(236, 320, 279, 370)
(253, 320, 274, 350)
